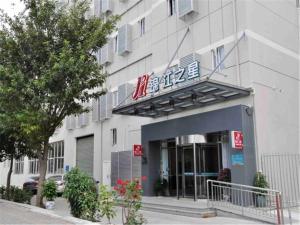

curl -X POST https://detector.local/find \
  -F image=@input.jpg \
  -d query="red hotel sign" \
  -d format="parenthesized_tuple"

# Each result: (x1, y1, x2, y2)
(133, 144, 143, 156)
(132, 74, 150, 100)
(231, 131, 244, 150)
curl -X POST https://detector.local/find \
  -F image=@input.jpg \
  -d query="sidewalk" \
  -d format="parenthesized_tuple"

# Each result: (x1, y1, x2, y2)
(27, 197, 269, 225)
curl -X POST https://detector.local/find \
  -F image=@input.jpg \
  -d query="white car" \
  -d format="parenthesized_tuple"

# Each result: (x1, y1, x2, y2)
(47, 175, 64, 194)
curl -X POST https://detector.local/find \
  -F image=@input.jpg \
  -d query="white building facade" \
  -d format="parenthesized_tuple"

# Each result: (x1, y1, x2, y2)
(0, 0, 299, 201)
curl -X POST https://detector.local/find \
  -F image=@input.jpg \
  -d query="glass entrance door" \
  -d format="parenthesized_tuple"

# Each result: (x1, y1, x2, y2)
(182, 146, 194, 197)
(176, 143, 222, 200)
(196, 143, 221, 198)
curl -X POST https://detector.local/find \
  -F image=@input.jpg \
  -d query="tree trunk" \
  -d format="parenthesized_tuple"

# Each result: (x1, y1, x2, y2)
(36, 139, 49, 207)
(6, 155, 14, 200)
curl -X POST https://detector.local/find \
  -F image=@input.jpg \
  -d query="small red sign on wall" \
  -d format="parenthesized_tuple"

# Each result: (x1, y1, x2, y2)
(133, 144, 143, 156)
(231, 131, 244, 150)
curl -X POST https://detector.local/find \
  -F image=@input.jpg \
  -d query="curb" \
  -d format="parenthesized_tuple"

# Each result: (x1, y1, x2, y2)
(0, 199, 99, 225)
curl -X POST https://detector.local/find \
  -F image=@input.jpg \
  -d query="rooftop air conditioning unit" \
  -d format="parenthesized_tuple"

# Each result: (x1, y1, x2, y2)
(177, 0, 198, 20)
(100, 40, 113, 65)
(117, 24, 132, 56)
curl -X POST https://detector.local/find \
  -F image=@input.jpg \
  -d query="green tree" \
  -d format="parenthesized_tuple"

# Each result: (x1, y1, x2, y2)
(0, 0, 117, 207)
(0, 126, 32, 199)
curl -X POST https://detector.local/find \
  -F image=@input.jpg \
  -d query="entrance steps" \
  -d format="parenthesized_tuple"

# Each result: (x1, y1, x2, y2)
(141, 197, 217, 218)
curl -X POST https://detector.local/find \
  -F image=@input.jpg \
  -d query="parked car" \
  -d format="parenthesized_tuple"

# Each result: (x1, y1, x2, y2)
(23, 176, 39, 194)
(47, 175, 64, 195)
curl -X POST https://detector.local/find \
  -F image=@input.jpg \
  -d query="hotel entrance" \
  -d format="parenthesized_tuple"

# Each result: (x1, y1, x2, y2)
(160, 133, 223, 200)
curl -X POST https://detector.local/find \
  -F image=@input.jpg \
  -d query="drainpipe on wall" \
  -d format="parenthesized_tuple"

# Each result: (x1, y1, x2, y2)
(232, 0, 241, 86)
(298, 2, 300, 151)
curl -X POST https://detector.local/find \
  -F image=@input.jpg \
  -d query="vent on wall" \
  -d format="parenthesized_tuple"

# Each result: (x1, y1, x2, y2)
(117, 24, 132, 56)
(177, 0, 198, 20)
(100, 40, 113, 65)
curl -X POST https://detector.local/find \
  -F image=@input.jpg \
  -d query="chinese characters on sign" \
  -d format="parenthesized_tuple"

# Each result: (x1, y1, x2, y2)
(132, 61, 200, 100)
(133, 144, 143, 157)
(231, 131, 244, 150)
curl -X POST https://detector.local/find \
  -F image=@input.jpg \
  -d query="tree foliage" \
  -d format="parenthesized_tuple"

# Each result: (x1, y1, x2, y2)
(0, 0, 118, 206)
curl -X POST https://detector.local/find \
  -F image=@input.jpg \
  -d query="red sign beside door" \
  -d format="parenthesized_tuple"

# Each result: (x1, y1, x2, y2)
(231, 131, 244, 150)
(133, 144, 143, 156)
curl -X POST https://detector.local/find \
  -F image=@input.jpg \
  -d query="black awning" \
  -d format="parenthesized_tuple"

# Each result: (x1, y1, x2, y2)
(112, 79, 252, 118)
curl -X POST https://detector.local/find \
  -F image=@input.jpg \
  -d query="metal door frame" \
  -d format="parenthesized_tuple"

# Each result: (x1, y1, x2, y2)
(176, 142, 221, 201)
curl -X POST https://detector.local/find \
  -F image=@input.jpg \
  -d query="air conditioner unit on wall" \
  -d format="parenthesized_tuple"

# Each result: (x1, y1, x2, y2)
(100, 40, 113, 65)
(99, 92, 112, 121)
(101, 0, 113, 14)
(117, 24, 132, 56)
(179, 53, 201, 68)
(177, 0, 198, 20)
(117, 83, 134, 106)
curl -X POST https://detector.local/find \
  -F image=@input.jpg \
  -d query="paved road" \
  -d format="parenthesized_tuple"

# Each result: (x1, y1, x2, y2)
(0, 200, 73, 225)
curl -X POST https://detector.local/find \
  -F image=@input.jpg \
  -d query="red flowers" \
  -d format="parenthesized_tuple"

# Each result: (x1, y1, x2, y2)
(114, 177, 147, 224)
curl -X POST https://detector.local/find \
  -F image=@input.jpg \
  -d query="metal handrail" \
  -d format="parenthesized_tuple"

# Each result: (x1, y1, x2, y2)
(207, 179, 284, 224)
(207, 179, 281, 193)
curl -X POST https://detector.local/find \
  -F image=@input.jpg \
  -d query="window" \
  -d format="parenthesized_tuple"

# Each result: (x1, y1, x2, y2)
(112, 91, 118, 108)
(212, 45, 225, 71)
(114, 35, 118, 53)
(168, 0, 176, 16)
(139, 18, 145, 36)
(14, 156, 24, 174)
(48, 141, 64, 174)
(29, 158, 39, 174)
(112, 128, 117, 146)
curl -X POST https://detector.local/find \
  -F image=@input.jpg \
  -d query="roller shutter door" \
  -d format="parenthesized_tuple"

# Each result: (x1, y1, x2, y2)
(76, 135, 94, 177)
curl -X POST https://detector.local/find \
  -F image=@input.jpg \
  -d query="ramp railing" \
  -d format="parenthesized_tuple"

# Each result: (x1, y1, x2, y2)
(207, 180, 284, 224)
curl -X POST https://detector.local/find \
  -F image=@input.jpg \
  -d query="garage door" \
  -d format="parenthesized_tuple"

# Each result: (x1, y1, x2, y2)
(76, 135, 94, 177)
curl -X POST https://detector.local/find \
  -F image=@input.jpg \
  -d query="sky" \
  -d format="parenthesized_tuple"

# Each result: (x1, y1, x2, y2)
(0, 0, 24, 16)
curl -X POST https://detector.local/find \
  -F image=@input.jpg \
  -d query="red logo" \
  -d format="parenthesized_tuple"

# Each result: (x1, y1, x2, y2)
(133, 144, 143, 156)
(132, 74, 150, 100)
(231, 131, 244, 150)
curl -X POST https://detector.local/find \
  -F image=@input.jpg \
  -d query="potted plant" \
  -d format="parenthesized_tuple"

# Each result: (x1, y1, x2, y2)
(217, 168, 231, 201)
(42, 180, 57, 209)
(154, 178, 168, 196)
(253, 171, 269, 207)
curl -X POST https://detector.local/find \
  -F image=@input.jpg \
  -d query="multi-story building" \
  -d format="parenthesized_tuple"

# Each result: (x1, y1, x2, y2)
(1, 0, 299, 201)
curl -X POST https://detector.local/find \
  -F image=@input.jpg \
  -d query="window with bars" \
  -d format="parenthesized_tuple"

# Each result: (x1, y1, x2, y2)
(47, 141, 64, 174)
(29, 158, 39, 174)
(14, 156, 24, 174)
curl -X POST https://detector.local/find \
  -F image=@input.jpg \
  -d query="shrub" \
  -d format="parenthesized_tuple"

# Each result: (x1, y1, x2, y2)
(63, 167, 98, 221)
(97, 185, 116, 224)
(42, 180, 57, 201)
(0, 186, 5, 199)
(114, 178, 146, 225)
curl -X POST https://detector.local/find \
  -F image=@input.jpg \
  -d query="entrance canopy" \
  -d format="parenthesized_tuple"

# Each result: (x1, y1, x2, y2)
(112, 79, 252, 118)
